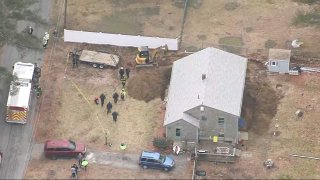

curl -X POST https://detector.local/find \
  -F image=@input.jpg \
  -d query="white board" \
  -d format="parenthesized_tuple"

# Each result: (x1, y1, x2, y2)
(64, 29, 179, 51)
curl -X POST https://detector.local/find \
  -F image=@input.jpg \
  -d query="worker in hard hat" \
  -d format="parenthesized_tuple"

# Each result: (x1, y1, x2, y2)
(119, 67, 124, 79)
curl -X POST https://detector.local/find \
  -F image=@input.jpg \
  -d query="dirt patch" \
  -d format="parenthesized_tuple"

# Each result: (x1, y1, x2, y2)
(241, 61, 282, 135)
(34, 38, 166, 154)
(127, 67, 171, 102)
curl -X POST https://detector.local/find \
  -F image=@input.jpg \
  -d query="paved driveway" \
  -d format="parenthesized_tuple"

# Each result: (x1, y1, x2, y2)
(86, 150, 189, 171)
(0, 0, 51, 179)
(30, 144, 191, 178)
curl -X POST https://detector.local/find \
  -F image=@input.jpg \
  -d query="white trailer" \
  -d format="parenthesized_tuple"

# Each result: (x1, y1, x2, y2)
(6, 62, 35, 124)
(78, 50, 120, 69)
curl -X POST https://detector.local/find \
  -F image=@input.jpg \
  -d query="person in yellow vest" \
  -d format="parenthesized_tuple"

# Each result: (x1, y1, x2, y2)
(81, 159, 88, 171)
(120, 143, 127, 151)
(120, 88, 126, 101)
(120, 75, 127, 87)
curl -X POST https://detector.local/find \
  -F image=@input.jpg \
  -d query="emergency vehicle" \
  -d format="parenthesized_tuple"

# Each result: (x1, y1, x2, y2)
(5, 62, 35, 124)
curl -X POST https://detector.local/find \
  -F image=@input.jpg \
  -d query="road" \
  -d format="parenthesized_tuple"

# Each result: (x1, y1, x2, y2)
(0, 0, 51, 179)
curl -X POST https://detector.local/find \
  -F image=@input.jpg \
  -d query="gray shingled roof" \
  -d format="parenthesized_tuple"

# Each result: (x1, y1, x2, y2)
(164, 47, 247, 127)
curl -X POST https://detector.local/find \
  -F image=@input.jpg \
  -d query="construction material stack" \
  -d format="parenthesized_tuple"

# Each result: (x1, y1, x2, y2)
(70, 49, 120, 69)
(5, 62, 37, 124)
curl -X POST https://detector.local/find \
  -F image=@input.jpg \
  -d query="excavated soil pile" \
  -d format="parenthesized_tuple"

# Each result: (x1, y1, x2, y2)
(241, 61, 282, 135)
(128, 67, 171, 102)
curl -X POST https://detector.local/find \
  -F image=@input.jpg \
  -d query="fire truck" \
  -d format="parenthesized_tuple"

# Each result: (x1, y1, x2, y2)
(5, 62, 40, 124)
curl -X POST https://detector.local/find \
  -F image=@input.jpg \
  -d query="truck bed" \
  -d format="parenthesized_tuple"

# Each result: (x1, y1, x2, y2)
(79, 50, 120, 67)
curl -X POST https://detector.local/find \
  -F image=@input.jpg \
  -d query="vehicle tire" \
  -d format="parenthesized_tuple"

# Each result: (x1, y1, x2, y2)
(51, 155, 58, 160)
(92, 63, 98, 68)
(142, 165, 148, 169)
(99, 64, 104, 69)
(164, 167, 169, 172)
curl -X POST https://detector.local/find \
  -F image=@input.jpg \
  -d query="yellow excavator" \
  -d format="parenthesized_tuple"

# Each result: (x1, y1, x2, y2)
(135, 45, 168, 67)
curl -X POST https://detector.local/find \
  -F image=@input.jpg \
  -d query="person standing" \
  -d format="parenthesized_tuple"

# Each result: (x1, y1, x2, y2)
(112, 92, 119, 104)
(112, 112, 119, 122)
(120, 143, 127, 151)
(100, 93, 106, 107)
(53, 29, 58, 38)
(71, 164, 78, 179)
(42, 37, 48, 48)
(72, 52, 78, 68)
(44, 32, 50, 42)
(81, 159, 89, 171)
(77, 154, 83, 167)
(120, 89, 126, 101)
(94, 97, 99, 105)
(106, 102, 112, 114)
(28, 26, 33, 35)
(119, 67, 125, 79)
(43, 32, 50, 48)
(120, 75, 127, 87)
(125, 68, 130, 79)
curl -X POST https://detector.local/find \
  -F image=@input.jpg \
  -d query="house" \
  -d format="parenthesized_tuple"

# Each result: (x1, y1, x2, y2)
(267, 49, 291, 73)
(164, 47, 247, 146)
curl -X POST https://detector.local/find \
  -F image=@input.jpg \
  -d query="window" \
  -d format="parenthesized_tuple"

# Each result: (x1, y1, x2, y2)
(56, 148, 70, 151)
(201, 116, 207, 120)
(159, 154, 166, 163)
(147, 159, 155, 163)
(218, 117, 225, 125)
(271, 61, 277, 66)
(176, 128, 181, 137)
(218, 117, 225, 133)
(140, 158, 147, 162)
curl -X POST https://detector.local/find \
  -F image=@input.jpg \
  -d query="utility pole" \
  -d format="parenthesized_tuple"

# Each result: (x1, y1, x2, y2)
(64, 0, 67, 29)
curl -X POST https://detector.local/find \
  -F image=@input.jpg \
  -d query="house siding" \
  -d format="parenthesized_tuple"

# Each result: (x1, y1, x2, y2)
(186, 106, 239, 144)
(166, 119, 198, 143)
(268, 60, 289, 73)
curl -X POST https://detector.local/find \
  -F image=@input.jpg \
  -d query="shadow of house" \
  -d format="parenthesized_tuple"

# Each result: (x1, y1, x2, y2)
(164, 47, 247, 148)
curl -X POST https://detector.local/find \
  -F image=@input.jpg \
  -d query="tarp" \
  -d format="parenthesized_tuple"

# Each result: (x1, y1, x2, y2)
(64, 29, 179, 51)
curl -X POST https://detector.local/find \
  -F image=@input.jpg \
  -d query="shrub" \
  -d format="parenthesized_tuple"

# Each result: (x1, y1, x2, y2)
(153, 137, 171, 150)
